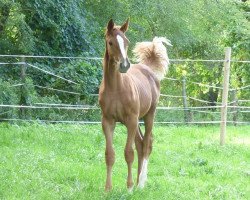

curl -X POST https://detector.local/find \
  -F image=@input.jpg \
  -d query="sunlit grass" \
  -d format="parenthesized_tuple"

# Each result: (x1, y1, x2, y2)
(0, 123, 249, 199)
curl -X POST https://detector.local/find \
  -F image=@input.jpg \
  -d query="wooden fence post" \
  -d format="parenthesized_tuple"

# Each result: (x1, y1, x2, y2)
(220, 47, 231, 146)
(232, 89, 238, 126)
(19, 56, 27, 119)
(182, 76, 191, 123)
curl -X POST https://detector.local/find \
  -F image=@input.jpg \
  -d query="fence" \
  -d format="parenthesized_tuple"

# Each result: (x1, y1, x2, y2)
(0, 47, 250, 145)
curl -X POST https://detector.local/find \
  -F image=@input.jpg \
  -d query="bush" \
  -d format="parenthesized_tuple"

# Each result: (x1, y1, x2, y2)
(0, 79, 19, 120)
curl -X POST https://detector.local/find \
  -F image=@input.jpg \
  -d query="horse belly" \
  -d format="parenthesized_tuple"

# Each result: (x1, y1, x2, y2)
(139, 98, 152, 118)
(135, 87, 152, 118)
(138, 88, 159, 119)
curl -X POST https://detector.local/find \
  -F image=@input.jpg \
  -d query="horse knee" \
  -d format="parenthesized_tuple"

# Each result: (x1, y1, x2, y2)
(124, 148, 134, 164)
(105, 148, 115, 166)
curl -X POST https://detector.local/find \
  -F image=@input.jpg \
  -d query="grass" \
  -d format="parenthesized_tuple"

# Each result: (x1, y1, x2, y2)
(0, 123, 249, 200)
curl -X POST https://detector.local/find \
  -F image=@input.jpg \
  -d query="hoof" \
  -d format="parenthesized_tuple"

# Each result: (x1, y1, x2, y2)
(128, 186, 134, 193)
(105, 185, 112, 192)
(138, 174, 147, 189)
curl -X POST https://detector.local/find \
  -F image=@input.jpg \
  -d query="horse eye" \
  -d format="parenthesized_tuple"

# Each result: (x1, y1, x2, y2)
(109, 41, 113, 46)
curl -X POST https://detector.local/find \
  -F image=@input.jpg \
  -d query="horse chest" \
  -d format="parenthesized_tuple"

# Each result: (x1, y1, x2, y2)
(99, 93, 136, 121)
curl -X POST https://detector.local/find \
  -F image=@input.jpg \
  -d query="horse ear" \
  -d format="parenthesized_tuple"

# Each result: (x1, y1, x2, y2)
(120, 18, 129, 33)
(107, 19, 114, 33)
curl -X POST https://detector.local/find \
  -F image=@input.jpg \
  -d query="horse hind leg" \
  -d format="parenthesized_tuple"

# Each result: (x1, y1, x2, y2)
(138, 111, 154, 189)
(135, 125, 143, 185)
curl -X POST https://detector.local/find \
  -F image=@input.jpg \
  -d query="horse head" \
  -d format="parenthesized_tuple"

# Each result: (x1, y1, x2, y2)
(105, 19, 130, 73)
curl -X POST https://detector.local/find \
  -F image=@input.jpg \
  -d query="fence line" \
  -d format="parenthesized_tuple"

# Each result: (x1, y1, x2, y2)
(1, 53, 250, 147)
(8, 82, 249, 100)
(169, 59, 250, 63)
(10, 83, 24, 87)
(0, 104, 99, 110)
(160, 94, 184, 98)
(188, 81, 223, 89)
(8, 83, 83, 96)
(157, 106, 223, 110)
(163, 77, 180, 81)
(10, 82, 227, 104)
(0, 62, 25, 65)
(3, 105, 245, 114)
(33, 85, 82, 95)
(188, 96, 222, 104)
(1, 104, 250, 111)
(1, 61, 249, 92)
(238, 100, 250, 103)
(192, 110, 244, 114)
(33, 103, 90, 107)
(1, 54, 250, 63)
(228, 106, 250, 109)
(0, 105, 221, 110)
(0, 119, 102, 124)
(0, 55, 103, 60)
(0, 110, 12, 116)
(228, 100, 237, 105)
(236, 85, 250, 90)
(160, 77, 249, 91)
(1, 118, 249, 125)
(240, 110, 250, 113)
(7, 82, 231, 106)
(26, 63, 78, 85)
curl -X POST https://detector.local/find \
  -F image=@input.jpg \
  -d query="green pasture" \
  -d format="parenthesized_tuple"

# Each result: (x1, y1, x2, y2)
(0, 123, 249, 200)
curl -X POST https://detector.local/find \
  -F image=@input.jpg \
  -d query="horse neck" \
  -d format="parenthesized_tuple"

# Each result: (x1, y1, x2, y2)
(103, 51, 123, 91)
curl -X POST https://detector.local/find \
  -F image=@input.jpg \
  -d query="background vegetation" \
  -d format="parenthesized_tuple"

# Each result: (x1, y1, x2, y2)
(0, 0, 249, 122)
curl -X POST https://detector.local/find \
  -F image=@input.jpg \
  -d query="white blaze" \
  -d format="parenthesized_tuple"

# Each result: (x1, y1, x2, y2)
(116, 35, 127, 66)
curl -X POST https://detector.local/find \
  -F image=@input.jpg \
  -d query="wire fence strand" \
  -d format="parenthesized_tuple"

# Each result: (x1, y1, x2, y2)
(1, 118, 249, 125)
(33, 85, 82, 95)
(26, 63, 78, 85)
(0, 62, 25, 65)
(0, 104, 99, 110)
(1, 55, 250, 63)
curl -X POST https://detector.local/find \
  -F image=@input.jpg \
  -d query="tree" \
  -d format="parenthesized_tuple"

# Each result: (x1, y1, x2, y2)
(0, 0, 101, 56)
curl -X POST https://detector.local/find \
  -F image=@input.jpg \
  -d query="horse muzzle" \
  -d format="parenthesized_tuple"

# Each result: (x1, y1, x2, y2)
(119, 58, 130, 73)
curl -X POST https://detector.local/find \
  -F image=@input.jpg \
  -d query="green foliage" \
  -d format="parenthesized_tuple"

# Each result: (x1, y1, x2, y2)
(0, 79, 19, 119)
(0, 0, 100, 56)
(0, 0, 249, 122)
(55, 59, 102, 103)
(0, 0, 34, 54)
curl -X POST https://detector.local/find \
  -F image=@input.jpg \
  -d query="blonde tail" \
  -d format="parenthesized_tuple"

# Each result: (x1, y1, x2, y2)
(133, 37, 172, 81)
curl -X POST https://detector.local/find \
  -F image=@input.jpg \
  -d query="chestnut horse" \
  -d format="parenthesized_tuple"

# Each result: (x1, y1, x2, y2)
(98, 19, 171, 191)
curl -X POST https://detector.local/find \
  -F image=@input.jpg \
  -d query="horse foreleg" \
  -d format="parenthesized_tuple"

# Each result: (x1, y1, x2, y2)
(102, 117, 115, 191)
(125, 119, 137, 191)
(138, 113, 154, 189)
(135, 126, 143, 185)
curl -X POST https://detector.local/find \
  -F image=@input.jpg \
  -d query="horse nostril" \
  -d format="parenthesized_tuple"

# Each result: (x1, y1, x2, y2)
(120, 58, 130, 68)
(122, 62, 130, 69)
(119, 60, 130, 73)
(124, 58, 130, 68)
(127, 61, 130, 68)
